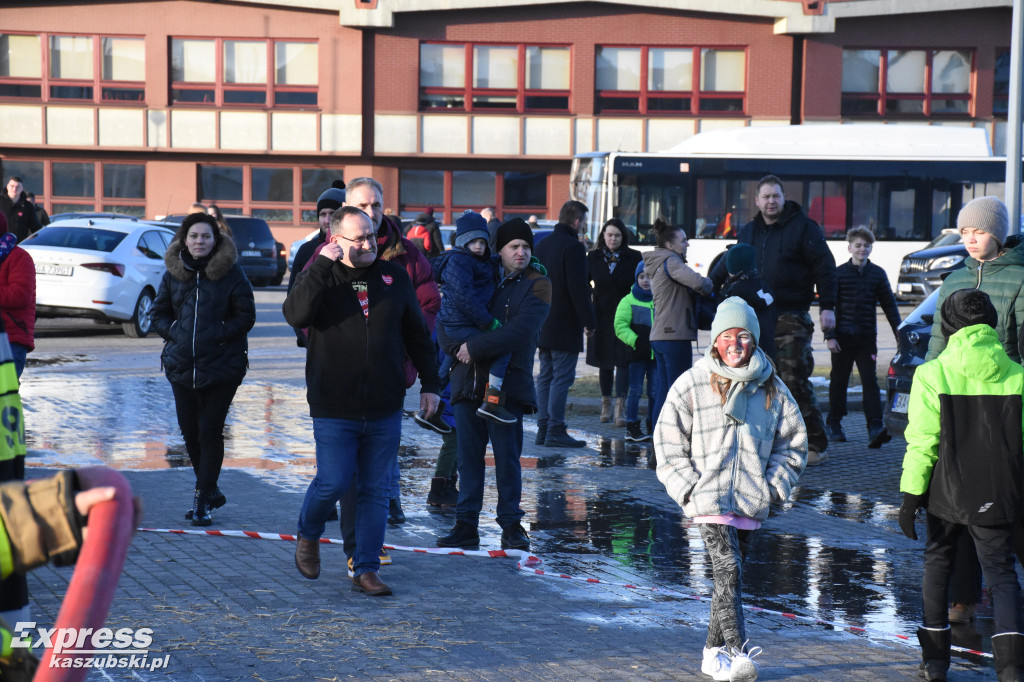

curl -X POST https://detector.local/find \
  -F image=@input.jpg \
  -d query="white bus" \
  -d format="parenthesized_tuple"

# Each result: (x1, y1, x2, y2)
(569, 124, 1012, 284)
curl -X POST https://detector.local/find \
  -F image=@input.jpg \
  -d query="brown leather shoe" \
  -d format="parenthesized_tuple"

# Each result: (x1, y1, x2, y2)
(294, 536, 321, 579)
(352, 571, 392, 596)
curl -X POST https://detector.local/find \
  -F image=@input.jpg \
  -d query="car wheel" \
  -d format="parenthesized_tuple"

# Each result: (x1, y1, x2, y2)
(122, 289, 155, 338)
(270, 273, 285, 286)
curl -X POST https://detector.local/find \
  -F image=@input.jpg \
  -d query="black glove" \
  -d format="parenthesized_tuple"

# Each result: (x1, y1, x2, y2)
(899, 493, 924, 540)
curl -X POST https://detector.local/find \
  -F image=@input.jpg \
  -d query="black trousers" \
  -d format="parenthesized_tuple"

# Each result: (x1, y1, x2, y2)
(170, 380, 240, 492)
(923, 513, 1023, 635)
(599, 365, 630, 399)
(828, 332, 882, 429)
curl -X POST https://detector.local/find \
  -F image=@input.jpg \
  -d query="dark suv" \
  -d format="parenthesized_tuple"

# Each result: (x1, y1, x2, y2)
(894, 231, 965, 304)
(882, 289, 937, 437)
(163, 214, 278, 287)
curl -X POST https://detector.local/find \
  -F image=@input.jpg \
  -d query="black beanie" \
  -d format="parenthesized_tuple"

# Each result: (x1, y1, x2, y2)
(495, 218, 534, 252)
(725, 243, 756, 275)
(940, 289, 998, 339)
(316, 187, 346, 214)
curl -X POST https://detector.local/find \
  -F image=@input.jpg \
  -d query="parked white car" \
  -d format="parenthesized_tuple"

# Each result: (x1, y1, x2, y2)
(21, 218, 177, 337)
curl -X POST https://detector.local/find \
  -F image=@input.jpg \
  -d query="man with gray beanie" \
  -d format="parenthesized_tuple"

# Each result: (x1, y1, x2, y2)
(927, 195, 1024, 362)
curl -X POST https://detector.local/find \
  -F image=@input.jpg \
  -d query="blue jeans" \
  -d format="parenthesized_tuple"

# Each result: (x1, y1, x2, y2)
(10, 343, 27, 378)
(297, 411, 401, 577)
(626, 358, 656, 425)
(454, 400, 525, 528)
(651, 340, 693, 425)
(535, 348, 578, 430)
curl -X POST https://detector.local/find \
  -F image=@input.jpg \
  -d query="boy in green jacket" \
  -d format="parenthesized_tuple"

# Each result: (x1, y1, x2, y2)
(899, 288, 1024, 681)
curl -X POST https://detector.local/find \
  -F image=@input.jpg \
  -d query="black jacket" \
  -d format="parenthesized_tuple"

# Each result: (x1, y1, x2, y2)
(444, 266, 551, 410)
(586, 246, 642, 369)
(826, 259, 901, 340)
(284, 255, 441, 420)
(287, 231, 327, 346)
(535, 222, 596, 352)
(0, 192, 40, 242)
(153, 237, 255, 389)
(711, 201, 836, 314)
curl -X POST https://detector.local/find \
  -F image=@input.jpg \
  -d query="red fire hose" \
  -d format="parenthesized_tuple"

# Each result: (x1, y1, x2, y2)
(35, 467, 135, 681)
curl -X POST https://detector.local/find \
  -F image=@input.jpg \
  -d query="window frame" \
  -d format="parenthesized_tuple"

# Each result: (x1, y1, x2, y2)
(841, 47, 974, 118)
(994, 47, 1010, 119)
(398, 168, 549, 224)
(198, 164, 340, 225)
(594, 44, 747, 116)
(170, 37, 318, 109)
(419, 42, 571, 114)
(0, 31, 146, 104)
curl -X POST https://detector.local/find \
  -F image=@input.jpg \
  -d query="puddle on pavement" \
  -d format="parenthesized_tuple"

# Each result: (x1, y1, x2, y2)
(14, 371, 998, 666)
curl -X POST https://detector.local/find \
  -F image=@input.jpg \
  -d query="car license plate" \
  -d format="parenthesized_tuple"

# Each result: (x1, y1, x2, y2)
(241, 250, 261, 257)
(891, 392, 910, 414)
(897, 283, 913, 293)
(36, 262, 73, 276)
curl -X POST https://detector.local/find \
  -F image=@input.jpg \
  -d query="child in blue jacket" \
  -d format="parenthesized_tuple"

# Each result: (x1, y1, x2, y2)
(432, 211, 515, 424)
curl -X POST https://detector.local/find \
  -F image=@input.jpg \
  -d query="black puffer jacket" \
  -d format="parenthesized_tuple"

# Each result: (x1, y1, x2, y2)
(825, 259, 901, 339)
(711, 201, 836, 313)
(152, 236, 255, 389)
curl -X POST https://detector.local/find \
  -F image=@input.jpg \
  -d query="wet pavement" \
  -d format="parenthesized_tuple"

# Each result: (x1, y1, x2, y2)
(17, 293, 998, 680)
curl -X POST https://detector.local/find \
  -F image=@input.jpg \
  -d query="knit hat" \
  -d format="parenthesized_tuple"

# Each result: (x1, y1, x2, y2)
(634, 261, 645, 283)
(725, 243, 756, 275)
(709, 296, 760, 345)
(316, 187, 346, 214)
(940, 288, 998, 339)
(455, 210, 489, 249)
(957, 196, 1009, 247)
(495, 218, 534, 252)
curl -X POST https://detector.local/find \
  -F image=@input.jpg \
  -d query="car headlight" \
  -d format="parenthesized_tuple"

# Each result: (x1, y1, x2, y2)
(927, 254, 964, 270)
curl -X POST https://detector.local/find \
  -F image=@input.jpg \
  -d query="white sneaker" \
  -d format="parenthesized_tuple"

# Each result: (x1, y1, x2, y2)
(728, 646, 762, 682)
(701, 646, 732, 681)
(806, 449, 829, 466)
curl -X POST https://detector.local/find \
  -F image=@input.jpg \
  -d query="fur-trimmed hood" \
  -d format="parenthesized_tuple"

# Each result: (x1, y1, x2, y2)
(164, 234, 239, 281)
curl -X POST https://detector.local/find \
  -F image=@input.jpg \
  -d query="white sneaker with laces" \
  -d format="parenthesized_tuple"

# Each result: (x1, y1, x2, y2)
(701, 646, 732, 681)
(728, 645, 762, 682)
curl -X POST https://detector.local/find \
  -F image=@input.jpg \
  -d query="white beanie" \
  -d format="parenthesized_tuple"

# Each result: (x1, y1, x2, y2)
(709, 296, 760, 345)
(957, 196, 1009, 246)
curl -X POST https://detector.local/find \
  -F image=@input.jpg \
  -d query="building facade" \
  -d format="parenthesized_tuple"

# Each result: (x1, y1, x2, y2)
(0, 0, 1013, 245)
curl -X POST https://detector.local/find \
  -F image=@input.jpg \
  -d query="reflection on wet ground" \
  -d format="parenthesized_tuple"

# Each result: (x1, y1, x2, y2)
(17, 371, 997, 670)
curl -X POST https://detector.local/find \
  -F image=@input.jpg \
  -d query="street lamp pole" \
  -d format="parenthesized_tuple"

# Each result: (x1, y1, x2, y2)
(1006, 0, 1023, 234)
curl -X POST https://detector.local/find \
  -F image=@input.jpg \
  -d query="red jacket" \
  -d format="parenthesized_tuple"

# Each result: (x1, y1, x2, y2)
(0, 246, 36, 350)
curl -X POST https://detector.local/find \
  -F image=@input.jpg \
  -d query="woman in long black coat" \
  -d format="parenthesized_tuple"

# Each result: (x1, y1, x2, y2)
(586, 218, 642, 426)
(153, 213, 255, 526)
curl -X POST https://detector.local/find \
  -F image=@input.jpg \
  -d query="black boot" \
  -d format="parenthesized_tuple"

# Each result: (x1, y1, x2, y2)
(916, 626, 950, 681)
(500, 523, 530, 551)
(185, 485, 226, 520)
(190, 489, 212, 527)
(437, 520, 480, 548)
(992, 632, 1024, 682)
(534, 421, 548, 446)
(388, 495, 406, 524)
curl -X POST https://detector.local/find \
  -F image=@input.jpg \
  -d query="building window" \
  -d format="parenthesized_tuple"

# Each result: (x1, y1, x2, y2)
(0, 160, 146, 216)
(399, 169, 548, 223)
(198, 165, 339, 225)
(0, 33, 144, 102)
(595, 46, 745, 115)
(171, 38, 317, 107)
(419, 42, 570, 112)
(994, 49, 1010, 118)
(841, 48, 972, 117)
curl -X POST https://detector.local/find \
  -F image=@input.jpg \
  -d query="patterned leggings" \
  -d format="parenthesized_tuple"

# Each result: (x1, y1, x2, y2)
(698, 523, 753, 650)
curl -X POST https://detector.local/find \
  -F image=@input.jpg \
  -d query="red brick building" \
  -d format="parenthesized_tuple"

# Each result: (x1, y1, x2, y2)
(0, 0, 1012, 245)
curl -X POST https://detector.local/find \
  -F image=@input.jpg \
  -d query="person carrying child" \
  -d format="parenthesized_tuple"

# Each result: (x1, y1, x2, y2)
(433, 210, 515, 425)
(823, 226, 901, 445)
(614, 261, 656, 442)
(900, 288, 1024, 682)
(655, 297, 807, 682)
(719, 243, 776, 361)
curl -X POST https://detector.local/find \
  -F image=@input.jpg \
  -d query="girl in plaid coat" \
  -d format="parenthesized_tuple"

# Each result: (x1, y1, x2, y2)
(654, 297, 807, 681)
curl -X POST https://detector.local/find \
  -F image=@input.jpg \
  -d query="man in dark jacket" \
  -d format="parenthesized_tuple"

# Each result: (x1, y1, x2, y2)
(0, 178, 40, 242)
(287, 186, 345, 346)
(436, 218, 551, 551)
(533, 200, 596, 448)
(284, 206, 441, 597)
(711, 174, 837, 465)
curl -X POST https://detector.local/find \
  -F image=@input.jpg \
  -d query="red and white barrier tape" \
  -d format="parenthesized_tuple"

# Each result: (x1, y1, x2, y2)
(137, 527, 992, 660)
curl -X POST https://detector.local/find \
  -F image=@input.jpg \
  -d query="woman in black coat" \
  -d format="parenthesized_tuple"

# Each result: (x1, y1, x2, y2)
(153, 213, 255, 526)
(586, 218, 642, 426)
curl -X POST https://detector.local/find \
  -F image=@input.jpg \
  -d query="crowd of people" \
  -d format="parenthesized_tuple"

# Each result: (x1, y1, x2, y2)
(8, 168, 1024, 680)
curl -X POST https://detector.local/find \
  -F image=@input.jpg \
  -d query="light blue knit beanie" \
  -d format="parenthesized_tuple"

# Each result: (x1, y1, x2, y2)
(709, 296, 759, 345)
